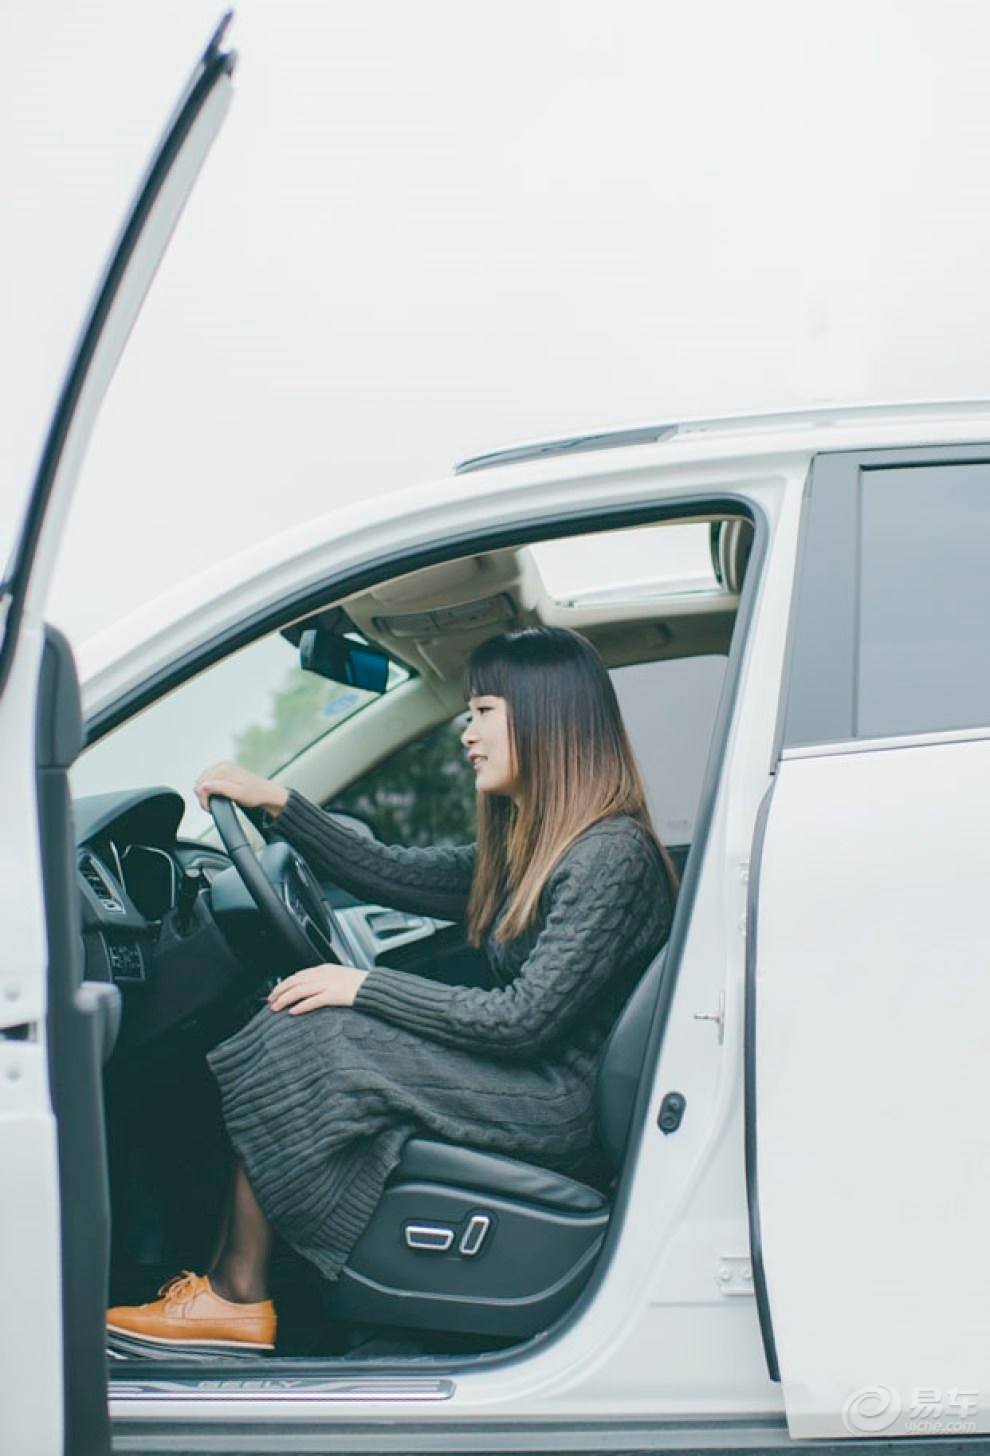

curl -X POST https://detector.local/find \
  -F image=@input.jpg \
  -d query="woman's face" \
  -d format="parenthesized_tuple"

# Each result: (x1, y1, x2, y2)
(461, 694, 519, 800)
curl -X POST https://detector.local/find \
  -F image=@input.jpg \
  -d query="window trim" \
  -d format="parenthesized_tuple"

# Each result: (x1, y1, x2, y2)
(781, 723, 990, 760)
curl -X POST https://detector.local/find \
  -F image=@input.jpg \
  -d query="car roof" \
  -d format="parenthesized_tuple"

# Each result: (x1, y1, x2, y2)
(454, 397, 990, 473)
(76, 394, 990, 721)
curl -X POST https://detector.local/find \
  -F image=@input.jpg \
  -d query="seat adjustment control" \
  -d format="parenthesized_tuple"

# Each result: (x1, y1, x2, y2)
(405, 1223, 455, 1251)
(458, 1213, 491, 1256)
(404, 1213, 493, 1256)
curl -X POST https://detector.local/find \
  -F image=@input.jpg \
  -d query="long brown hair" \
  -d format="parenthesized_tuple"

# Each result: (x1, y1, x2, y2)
(462, 626, 678, 945)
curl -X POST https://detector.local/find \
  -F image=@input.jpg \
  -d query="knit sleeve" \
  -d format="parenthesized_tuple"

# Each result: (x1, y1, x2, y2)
(352, 823, 665, 1060)
(263, 787, 476, 922)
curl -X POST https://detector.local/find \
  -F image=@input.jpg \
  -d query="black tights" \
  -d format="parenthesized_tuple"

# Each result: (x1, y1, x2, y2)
(207, 1159, 274, 1304)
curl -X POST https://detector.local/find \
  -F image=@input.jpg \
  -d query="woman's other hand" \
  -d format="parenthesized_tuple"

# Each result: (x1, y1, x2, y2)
(194, 761, 289, 816)
(267, 963, 369, 1014)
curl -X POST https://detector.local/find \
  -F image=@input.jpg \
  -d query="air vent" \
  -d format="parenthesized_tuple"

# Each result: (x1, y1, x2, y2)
(79, 853, 124, 913)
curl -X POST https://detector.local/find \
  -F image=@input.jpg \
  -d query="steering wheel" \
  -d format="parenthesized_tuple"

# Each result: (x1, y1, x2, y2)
(208, 795, 344, 969)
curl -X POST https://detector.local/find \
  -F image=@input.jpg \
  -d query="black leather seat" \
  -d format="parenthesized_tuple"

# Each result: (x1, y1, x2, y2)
(322, 947, 669, 1338)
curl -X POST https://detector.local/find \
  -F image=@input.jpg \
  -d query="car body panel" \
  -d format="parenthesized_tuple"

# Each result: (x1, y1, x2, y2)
(91, 414, 990, 1442)
(755, 676, 990, 1440)
(45, 398, 985, 1439)
(13, 16, 990, 1442)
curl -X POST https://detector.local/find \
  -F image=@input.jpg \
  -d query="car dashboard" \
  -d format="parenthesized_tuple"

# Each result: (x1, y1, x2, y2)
(73, 787, 478, 1053)
(74, 787, 257, 1050)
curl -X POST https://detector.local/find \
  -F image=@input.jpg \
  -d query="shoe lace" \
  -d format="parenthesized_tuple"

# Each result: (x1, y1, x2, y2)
(155, 1270, 200, 1304)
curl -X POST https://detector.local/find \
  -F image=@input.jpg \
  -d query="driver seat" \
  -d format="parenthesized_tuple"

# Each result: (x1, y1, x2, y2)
(321, 946, 669, 1338)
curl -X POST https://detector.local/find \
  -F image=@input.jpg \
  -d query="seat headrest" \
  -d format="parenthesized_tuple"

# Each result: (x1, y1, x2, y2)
(594, 946, 669, 1173)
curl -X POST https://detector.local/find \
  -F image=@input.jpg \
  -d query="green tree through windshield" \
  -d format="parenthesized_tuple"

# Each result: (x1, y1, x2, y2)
(232, 660, 406, 779)
(232, 670, 476, 847)
(332, 716, 477, 847)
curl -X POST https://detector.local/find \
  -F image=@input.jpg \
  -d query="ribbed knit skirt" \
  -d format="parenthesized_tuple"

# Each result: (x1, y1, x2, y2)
(205, 1000, 605, 1282)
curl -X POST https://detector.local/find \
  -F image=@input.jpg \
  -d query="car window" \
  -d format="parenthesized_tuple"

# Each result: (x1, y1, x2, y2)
(71, 627, 410, 839)
(611, 655, 726, 845)
(782, 452, 990, 747)
(857, 464, 990, 737)
(331, 655, 726, 850)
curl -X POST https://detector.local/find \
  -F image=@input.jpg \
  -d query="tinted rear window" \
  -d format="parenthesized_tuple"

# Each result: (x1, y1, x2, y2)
(781, 452, 990, 749)
(858, 464, 990, 737)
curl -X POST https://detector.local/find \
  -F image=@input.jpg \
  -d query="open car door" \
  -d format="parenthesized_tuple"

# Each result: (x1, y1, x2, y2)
(0, 19, 235, 1454)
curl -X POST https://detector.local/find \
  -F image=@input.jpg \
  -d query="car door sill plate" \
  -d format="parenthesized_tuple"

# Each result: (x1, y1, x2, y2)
(110, 1375, 454, 1401)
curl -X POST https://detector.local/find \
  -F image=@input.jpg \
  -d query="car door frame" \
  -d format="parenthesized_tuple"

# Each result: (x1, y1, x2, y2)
(93, 487, 777, 1417)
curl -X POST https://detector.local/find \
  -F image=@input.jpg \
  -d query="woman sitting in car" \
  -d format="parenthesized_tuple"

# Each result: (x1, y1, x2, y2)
(107, 625, 676, 1353)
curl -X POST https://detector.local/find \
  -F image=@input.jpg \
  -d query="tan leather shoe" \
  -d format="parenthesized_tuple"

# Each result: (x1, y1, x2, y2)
(107, 1271, 276, 1351)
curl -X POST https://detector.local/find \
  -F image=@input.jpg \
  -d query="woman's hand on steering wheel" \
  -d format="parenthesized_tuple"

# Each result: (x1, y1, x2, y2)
(195, 760, 345, 969)
(267, 963, 369, 1015)
(193, 761, 288, 817)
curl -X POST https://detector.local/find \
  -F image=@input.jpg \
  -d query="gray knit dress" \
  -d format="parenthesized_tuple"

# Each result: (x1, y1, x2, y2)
(205, 789, 672, 1282)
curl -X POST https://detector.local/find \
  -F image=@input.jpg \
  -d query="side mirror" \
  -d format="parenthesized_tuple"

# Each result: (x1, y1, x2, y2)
(299, 629, 390, 693)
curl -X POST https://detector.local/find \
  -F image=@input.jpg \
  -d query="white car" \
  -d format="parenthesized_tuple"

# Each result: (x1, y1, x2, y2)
(6, 16, 990, 1455)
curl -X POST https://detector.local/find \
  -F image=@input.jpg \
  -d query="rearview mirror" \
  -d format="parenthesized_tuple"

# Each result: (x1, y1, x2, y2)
(299, 629, 390, 693)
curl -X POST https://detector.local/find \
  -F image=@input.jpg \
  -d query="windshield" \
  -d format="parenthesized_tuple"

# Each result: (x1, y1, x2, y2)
(70, 626, 410, 839)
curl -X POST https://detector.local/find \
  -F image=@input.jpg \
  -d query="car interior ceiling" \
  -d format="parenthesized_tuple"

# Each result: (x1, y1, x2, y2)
(244, 517, 749, 818)
(102, 514, 753, 1370)
(341, 526, 741, 682)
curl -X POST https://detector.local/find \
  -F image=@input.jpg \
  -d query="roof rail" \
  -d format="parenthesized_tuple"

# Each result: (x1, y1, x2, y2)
(454, 424, 678, 475)
(454, 399, 990, 476)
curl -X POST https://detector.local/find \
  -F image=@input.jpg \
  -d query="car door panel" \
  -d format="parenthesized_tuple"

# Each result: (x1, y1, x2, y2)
(752, 743, 990, 1439)
(0, 21, 235, 1455)
(37, 625, 118, 1456)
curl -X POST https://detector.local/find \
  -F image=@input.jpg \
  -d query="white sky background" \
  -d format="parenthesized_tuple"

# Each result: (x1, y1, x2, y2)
(6, 0, 990, 649)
